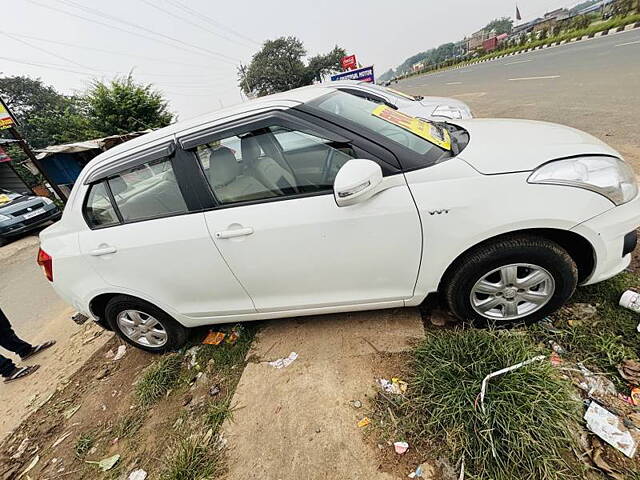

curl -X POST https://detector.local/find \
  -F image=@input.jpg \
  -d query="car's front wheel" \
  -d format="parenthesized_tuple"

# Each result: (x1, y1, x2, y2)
(444, 235, 578, 327)
(105, 295, 188, 353)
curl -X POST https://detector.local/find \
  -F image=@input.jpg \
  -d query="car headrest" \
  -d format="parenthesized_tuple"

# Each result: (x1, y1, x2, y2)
(109, 176, 128, 196)
(209, 147, 240, 187)
(241, 134, 261, 165)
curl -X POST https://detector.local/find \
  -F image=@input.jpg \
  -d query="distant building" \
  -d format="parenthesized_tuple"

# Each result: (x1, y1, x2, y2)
(533, 8, 571, 32)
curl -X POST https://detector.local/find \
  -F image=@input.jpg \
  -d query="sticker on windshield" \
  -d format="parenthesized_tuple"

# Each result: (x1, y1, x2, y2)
(371, 105, 451, 150)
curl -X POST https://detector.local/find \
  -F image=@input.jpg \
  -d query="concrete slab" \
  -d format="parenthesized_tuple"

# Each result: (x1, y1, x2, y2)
(222, 308, 425, 480)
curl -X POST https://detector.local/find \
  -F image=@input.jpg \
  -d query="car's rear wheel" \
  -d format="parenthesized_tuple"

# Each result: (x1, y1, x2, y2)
(105, 295, 188, 353)
(444, 235, 578, 327)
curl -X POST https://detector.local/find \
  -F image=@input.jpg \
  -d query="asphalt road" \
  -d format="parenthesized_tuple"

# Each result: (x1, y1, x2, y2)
(398, 27, 640, 168)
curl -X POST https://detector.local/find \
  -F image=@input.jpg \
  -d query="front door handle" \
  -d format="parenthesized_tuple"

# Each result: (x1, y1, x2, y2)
(90, 245, 117, 256)
(215, 227, 254, 239)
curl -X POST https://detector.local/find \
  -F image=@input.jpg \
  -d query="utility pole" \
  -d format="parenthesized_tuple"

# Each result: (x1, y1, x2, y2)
(0, 96, 67, 202)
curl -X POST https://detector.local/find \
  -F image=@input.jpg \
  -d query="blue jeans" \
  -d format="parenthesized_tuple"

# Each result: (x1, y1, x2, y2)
(0, 307, 33, 377)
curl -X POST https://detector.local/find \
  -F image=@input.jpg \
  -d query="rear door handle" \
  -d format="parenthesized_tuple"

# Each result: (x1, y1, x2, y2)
(90, 246, 117, 256)
(215, 227, 254, 239)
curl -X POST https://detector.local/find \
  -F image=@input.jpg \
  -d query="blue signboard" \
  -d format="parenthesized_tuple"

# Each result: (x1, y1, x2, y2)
(331, 65, 375, 83)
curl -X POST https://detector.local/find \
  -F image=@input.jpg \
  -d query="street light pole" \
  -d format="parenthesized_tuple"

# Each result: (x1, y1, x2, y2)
(0, 96, 67, 202)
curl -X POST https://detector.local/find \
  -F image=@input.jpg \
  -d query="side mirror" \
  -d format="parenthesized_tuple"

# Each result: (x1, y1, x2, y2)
(333, 159, 383, 207)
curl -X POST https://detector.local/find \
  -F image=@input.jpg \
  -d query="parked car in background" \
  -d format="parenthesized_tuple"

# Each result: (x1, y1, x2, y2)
(327, 79, 473, 120)
(0, 188, 61, 246)
(39, 85, 638, 352)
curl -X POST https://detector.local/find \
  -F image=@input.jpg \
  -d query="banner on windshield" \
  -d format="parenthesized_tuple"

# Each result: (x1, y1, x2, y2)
(371, 105, 452, 150)
(331, 65, 374, 83)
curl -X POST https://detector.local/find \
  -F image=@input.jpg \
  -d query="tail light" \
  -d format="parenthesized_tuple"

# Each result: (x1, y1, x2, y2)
(37, 248, 53, 282)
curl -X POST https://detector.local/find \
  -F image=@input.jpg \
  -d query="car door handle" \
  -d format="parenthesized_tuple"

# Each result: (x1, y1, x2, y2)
(90, 246, 118, 256)
(215, 227, 254, 239)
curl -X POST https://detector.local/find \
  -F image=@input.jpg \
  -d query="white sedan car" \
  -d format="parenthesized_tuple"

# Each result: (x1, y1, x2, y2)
(39, 86, 639, 352)
(328, 79, 473, 120)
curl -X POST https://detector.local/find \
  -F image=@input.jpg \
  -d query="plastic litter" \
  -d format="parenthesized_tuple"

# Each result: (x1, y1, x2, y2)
(128, 469, 147, 480)
(357, 417, 371, 428)
(203, 331, 226, 345)
(631, 387, 640, 407)
(377, 377, 408, 395)
(479, 355, 546, 414)
(113, 345, 127, 361)
(576, 364, 618, 397)
(72, 312, 89, 325)
(86, 454, 121, 472)
(549, 351, 562, 366)
(268, 352, 298, 369)
(394, 441, 409, 454)
(584, 402, 640, 458)
(619, 290, 640, 313)
(349, 400, 362, 409)
(209, 384, 221, 396)
(225, 327, 240, 345)
(408, 463, 431, 478)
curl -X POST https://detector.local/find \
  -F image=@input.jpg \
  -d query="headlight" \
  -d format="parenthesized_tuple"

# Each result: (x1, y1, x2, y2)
(0, 214, 10, 222)
(42, 197, 53, 205)
(528, 156, 638, 205)
(432, 105, 464, 119)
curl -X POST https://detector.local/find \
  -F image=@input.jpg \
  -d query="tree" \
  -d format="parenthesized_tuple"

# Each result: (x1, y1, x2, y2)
(610, 0, 635, 16)
(484, 17, 513, 35)
(85, 74, 174, 136)
(239, 37, 346, 97)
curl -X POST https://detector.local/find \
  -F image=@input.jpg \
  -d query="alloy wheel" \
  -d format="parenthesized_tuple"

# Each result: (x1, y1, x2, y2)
(470, 263, 555, 321)
(116, 309, 168, 347)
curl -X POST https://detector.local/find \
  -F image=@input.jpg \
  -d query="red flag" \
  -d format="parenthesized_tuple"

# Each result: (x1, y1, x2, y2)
(516, 5, 522, 20)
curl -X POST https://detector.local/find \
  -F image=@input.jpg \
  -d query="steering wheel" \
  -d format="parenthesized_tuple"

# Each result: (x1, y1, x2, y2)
(321, 148, 336, 186)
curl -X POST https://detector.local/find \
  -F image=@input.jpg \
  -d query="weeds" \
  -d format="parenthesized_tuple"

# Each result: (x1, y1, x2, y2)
(112, 412, 145, 439)
(160, 432, 222, 480)
(135, 354, 183, 407)
(204, 398, 235, 430)
(195, 324, 255, 372)
(74, 432, 96, 458)
(381, 329, 582, 480)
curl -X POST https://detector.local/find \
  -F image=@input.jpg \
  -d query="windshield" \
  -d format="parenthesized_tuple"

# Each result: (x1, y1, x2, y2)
(367, 83, 422, 102)
(309, 91, 449, 156)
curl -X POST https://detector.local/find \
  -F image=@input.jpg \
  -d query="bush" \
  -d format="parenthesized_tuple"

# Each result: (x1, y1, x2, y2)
(385, 329, 582, 480)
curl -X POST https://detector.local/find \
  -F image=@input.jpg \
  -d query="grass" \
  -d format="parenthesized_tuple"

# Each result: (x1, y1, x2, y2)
(204, 397, 235, 430)
(112, 412, 145, 439)
(532, 271, 640, 389)
(74, 432, 97, 458)
(135, 354, 183, 407)
(379, 329, 583, 480)
(194, 324, 255, 372)
(160, 433, 222, 480)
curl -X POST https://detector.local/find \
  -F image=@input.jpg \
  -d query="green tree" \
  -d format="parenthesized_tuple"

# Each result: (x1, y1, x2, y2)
(484, 17, 513, 35)
(239, 37, 346, 97)
(610, 0, 635, 16)
(85, 74, 174, 136)
(571, 14, 591, 30)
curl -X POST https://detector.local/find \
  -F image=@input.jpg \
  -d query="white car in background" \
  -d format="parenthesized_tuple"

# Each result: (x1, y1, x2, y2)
(328, 79, 473, 120)
(39, 85, 638, 352)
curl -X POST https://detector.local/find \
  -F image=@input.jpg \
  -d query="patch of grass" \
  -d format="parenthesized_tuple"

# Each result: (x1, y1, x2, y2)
(74, 432, 96, 458)
(195, 324, 256, 372)
(532, 271, 640, 385)
(160, 433, 222, 480)
(204, 398, 235, 430)
(382, 329, 582, 480)
(135, 354, 183, 407)
(112, 412, 145, 439)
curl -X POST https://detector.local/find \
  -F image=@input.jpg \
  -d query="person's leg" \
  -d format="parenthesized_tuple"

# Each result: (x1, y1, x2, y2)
(0, 306, 34, 357)
(0, 352, 17, 378)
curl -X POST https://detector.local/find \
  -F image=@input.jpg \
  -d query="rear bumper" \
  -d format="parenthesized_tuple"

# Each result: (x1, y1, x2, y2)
(572, 194, 640, 285)
(0, 207, 62, 238)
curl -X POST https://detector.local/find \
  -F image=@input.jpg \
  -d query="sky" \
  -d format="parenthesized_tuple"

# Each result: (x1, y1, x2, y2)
(2, 0, 587, 121)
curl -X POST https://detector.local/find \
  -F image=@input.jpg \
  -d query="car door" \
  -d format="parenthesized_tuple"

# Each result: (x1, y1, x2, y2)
(180, 112, 422, 313)
(77, 142, 256, 319)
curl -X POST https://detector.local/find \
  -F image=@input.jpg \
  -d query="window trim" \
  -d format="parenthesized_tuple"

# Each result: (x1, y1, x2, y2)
(84, 141, 176, 185)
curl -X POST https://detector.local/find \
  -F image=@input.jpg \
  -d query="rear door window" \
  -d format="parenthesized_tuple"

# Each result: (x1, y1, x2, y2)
(84, 182, 119, 228)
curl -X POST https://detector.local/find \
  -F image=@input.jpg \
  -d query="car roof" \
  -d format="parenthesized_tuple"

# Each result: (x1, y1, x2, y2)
(83, 85, 335, 170)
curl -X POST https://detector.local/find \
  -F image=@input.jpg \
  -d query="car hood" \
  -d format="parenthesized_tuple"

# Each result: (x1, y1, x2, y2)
(399, 96, 472, 120)
(0, 191, 30, 210)
(452, 118, 621, 174)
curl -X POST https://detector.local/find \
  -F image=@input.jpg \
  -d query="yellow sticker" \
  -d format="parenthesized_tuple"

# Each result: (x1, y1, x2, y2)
(0, 194, 10, 205)
(371, 105, 451, 150)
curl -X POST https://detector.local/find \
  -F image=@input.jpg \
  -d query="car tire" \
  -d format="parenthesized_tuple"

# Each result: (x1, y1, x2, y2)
(444, 235, 578, 327)
(104, 295, 188, 353)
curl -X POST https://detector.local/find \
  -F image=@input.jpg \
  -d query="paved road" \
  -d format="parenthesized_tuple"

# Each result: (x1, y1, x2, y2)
(0, 233, 68, 346)
(398, 27, 640, 168)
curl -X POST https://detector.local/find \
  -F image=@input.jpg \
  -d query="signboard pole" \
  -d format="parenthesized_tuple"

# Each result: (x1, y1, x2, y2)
(0, 96, 67, 202)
